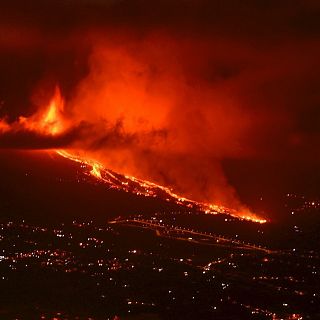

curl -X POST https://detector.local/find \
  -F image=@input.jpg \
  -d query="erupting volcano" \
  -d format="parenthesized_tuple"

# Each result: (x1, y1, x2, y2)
(3, 2, 320, 319)
(0, 86, 266, 223)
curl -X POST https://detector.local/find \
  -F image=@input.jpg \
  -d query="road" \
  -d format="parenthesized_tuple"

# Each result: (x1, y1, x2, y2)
(109, 218, 273, 254)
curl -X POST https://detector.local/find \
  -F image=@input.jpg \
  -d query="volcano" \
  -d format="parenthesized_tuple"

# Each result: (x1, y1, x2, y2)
(0, 86, 266, 223)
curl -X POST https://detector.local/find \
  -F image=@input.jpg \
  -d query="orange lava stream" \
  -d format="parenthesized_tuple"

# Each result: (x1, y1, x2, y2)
(56, 149, 267, 224)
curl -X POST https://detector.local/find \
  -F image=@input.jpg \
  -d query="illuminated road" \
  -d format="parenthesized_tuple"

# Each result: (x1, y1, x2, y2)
(109, 218, 273, 254)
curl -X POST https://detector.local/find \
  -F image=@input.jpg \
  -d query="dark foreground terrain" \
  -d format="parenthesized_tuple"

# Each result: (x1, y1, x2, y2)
(1, 151, 320, 319)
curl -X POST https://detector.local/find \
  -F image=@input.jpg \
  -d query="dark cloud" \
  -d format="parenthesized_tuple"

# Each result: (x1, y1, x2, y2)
(0, 126, 83, 149)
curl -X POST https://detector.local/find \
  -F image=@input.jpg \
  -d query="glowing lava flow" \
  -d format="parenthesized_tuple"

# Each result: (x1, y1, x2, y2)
(56, 150, 267, 224)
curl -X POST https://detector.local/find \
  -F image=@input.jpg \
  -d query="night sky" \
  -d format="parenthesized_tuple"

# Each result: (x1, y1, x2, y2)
(1, 0, 320, 218)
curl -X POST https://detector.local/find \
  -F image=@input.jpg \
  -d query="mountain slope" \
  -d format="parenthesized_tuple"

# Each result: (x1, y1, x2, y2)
(0, 150, 185, 222)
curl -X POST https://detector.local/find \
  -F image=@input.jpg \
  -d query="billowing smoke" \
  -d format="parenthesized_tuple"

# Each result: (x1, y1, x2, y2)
(62, 33, 258, 209)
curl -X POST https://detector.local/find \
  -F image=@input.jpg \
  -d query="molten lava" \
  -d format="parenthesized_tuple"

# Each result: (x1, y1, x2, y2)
(56, 149, 266, 223)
